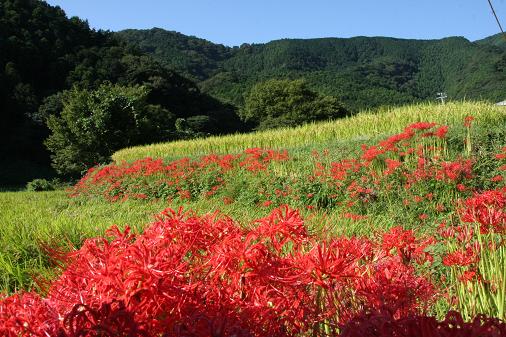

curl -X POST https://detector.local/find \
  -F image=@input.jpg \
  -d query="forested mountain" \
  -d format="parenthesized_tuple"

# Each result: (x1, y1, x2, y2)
(476, 33, 506, 50)
(0, 0, 240, 185)
(118, 28, 232, 82)
(117, 29, 506, 111)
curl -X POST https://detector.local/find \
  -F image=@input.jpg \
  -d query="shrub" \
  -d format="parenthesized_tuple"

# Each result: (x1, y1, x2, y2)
(26, 178, 56, 192)
(45, 84, 175, 177)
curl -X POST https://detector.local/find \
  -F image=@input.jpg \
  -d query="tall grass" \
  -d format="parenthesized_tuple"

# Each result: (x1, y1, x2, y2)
(0, 191, 168, 293)
(113, 101, 505, 162)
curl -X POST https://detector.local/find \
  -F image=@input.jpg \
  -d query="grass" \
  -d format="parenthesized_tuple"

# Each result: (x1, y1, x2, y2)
(1, 101, 505, 323)
(0, 191, 168, 293)
(113, 101, 505, 163)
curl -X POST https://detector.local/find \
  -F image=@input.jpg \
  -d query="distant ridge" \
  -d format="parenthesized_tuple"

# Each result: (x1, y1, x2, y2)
(476, 32, 506, 50)
(117, 28, 506, 111)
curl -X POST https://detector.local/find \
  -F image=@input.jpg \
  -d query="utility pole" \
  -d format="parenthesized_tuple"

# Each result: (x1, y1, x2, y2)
(436, 92, 447, 104)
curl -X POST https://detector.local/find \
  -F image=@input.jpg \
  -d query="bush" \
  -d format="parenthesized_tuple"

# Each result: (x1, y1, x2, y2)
(26, 178, 59, 191)
(45, 84, 175, 177)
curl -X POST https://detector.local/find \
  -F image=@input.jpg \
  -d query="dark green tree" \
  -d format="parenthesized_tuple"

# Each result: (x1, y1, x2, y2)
(241, 79, 348, 130)
(45, 84, 175, 176)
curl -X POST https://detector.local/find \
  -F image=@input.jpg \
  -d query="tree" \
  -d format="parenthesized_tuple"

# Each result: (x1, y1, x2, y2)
(45, 84, 175, 176)
(240, 79, 348, 130)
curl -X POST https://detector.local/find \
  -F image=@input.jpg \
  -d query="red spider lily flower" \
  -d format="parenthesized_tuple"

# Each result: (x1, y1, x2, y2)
(464, 115, 475, 128)
(459, 269, 479, 283)
(0, 292, 59, 337)
(495, 146, 506, 160)
(361, 145, 385, 162)
(356, 256, 436, 318)
(384, 159, 402, 175)
(340, 311, 506, 337)
(406, 122, 437, 131)
(434, 125, 449, 138)
(442, 246, 478, 267)
(381, 227, 434, 264)
(460, 189, 506, 234)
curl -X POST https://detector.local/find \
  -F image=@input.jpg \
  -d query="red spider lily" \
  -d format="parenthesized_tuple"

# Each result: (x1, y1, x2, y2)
(407, 122, 437, 131)
(434, 125, 449, 139)
(0, 206, 456, 336)
(460, 188, 506, 234)
(442, 246, 478, 267)
(496, 146, 506, 160)
(459, 269, 479, 283)
(381, 227, 434, 264)
(355, 257, 435, 319)
(384, 159, 402, 175)
(464, 115, 475, 128)
(0, 292, 59, 337)
(340, 311, 506, 337)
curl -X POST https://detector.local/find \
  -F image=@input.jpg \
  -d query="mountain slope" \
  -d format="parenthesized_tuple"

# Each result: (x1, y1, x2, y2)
(0, 1, 240, 186)
(117, 28, 231, 82)
(476, 33, 506, 50)
(117, 29, 506, 111)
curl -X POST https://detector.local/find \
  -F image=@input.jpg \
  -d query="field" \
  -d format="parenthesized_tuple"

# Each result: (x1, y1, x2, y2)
(1, 101, 505, 336)
(113, 101, 503, 162)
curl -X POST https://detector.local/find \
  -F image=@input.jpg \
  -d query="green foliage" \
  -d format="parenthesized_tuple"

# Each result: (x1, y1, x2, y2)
(26, 179, 53, 192)
(117, 28, 231, 82)
(241, 79, 348, 130)
(45, 84, 175, 176)
(0, 1, 242, 187)
(476, 33, 506, 51)
(25, 178, 64, 192)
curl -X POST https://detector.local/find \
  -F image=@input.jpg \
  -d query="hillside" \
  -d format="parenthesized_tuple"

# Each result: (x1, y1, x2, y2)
(112, 101, 506, 163)
(117, 29, 506, 111)
(0, 1, 240, 186)
(476, 32, 506, 50)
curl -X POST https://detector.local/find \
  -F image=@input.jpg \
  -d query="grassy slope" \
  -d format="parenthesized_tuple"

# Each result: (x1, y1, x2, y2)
(1, 101, 505, 295)
(0, 191, 168, 292)
(113, 101, 505, 162)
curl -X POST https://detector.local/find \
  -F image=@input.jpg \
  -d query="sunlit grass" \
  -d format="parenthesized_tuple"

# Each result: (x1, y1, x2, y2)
(113, 101, 505, 162)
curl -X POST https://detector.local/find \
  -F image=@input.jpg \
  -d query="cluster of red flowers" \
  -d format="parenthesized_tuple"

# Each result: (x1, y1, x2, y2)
(3, 205, 492, 337)
(438, 187, 506, 285)
(71, 122, 494, 226)
(73, 148, 289, 202)
(323, 122, 474, 189)
(3, 117, 506, 335)
(340, 311, 506, 337)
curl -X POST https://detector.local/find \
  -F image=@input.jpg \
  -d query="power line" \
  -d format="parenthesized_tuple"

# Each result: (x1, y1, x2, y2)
(487, 0, 506, 38)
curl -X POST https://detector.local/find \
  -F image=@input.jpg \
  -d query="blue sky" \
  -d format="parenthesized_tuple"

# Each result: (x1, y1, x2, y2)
(45, 0, 506, 46)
